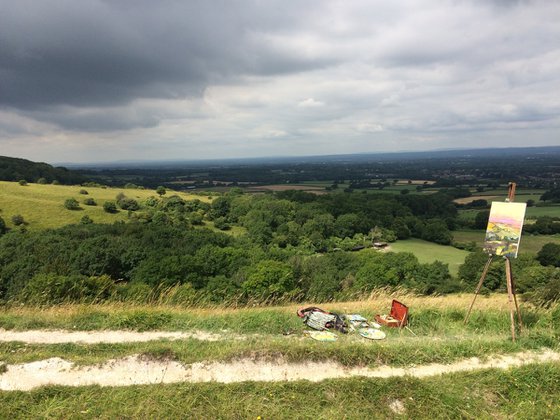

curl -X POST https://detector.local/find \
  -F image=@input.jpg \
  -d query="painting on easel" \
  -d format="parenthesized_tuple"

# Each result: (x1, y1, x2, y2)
(484, 202, 527, 258)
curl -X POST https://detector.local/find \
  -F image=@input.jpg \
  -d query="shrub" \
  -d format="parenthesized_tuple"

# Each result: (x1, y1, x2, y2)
(18, 180, 27, 186)
(103, 201, 118, 213)
(537, 243, 560, 267)
(118, 197, 139, 211)
(80, 215, 93, 224)
(83, 198, 97, 206)
(156, 186, 166, 196)
(64, 198, 81, 210)
(79, 189, 89, 195)
(36, 177, 48, 184)
(213, 217, 230, 230)
(0, 216, 6, 234)
(11, 214, 25, 226)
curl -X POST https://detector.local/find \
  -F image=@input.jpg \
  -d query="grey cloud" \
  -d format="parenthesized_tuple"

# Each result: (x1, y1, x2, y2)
(0, 0, 332, 111)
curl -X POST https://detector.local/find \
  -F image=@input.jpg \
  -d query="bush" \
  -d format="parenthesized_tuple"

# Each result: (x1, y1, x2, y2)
(118, 197, 139, 211)
(156, 186, 166, 196)
(36, 177, 48, 184)
(11, 214, 25, 226)
(103, 201, 118, 213)
(80, 215, 93, 224)
(537, 243, 560, 267)
(0, 216, 6, 234)
(64, 198, 81, 210)
(18, 180, 27, 186)
(83, 198, 97, 206)
(79, 189, 88, 195)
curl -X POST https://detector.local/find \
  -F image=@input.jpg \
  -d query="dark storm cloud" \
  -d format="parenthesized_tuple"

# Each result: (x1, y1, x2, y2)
(0, 0, 332, 110)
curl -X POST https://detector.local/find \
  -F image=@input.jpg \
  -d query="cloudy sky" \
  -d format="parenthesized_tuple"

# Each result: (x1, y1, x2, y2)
(1, 0, 559, 163)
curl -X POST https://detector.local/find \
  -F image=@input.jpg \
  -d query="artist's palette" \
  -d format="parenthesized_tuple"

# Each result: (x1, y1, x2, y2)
(307, 331, 338, 342)
(359, 328, 386, 340)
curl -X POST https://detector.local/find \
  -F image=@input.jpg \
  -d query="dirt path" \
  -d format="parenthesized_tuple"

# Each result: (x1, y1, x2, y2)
(0, 328, 245, 344)
(1, 350, 559, 391)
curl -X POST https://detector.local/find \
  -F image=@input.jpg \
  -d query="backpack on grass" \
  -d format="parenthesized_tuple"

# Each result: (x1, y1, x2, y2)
(297, 307, 348, 333)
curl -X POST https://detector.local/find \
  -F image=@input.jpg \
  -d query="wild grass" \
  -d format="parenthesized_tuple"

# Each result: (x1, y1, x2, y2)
(1, 363, 559, 419)
(1, 294, 558, 367)
(388, 239, 469, 276)
(0, 181, 208, 230)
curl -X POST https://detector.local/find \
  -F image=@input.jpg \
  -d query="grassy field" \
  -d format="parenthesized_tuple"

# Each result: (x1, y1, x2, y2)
(388, 239, 470, 277)
(453, 230, 560, 254)
(1, 297, 560, 418)
(0, 181, 210, 230)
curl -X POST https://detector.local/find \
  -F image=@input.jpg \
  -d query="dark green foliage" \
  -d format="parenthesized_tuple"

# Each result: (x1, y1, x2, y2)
(537, 243, 560, 267)
(83, 198, 97, 206)
(80, 215, 93, 225)
(524, 217, 560, 234)
(118, 197, 140, 211)
(103, 201, 118, 213)
(11, 214, 25, 226)
(0, 217, 6, 234)
(79, 189, 88, 195)
(474, 210, 490, 229)
(540, 187, 560, 202)
(64, 198, 80, 210)
(0, 155, 85, 184)
(156, 186, 166, 196)
(18, 179, 27, 186)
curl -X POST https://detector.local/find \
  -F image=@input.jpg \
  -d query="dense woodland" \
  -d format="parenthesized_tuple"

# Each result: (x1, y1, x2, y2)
(1, 185, 559, 306)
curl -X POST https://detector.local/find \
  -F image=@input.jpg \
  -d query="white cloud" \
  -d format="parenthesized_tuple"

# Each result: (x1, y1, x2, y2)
(1, 0, 559, 163)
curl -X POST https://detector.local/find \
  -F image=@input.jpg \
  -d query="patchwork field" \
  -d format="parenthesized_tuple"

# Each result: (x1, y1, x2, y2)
(1, 295, 559, 418)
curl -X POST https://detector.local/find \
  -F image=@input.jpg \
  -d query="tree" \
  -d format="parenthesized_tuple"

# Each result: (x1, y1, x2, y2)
(156, 186, 166, 196)
(103, 201, 118, 213)
(64, 198, 81, 210)
(474, 210, 490, 230)
(537, 243, 560, 267)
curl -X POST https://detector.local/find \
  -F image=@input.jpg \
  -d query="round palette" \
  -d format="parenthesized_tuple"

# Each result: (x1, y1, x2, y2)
(359, 328, 386, 340)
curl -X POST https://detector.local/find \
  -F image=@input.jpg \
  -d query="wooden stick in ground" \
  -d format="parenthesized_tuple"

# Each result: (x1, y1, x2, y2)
(464, 255, 493, 324)
(506, 257, 523, 331)
(505, 257, 517, 342)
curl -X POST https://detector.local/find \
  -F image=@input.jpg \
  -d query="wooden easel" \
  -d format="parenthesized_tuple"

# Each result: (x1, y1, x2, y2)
(464, 183, 523, 341)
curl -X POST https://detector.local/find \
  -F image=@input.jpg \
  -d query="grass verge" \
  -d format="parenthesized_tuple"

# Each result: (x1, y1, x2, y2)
(1, 363, 559, 419)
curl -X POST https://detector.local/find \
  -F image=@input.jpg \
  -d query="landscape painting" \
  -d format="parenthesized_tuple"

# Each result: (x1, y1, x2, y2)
(484, 202, 527, 258)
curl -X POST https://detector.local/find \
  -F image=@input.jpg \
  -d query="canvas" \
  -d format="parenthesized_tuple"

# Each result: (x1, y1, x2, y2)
(484, 202, 527, 258)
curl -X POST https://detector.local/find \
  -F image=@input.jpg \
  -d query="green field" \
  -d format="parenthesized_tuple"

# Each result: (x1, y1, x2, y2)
(388, 239, 469, 277)
(453, 230, 560, 254)
(0, 181, 210, 230)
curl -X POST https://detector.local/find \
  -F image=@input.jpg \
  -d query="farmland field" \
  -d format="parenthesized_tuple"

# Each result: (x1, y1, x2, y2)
(453, 230, 560, 254)
(387, 239, 469, 277)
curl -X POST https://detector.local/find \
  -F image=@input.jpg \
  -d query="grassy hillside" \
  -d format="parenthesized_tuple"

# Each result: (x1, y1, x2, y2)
(1, 296, 559, 418)
(0, 181, 210, 230)
(388, 239, 469, 277)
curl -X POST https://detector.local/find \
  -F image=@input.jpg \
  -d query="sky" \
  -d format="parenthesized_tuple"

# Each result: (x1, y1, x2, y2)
(1, 0, 559, 164)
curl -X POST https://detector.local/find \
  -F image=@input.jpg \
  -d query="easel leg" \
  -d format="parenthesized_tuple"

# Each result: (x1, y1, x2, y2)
(505, 257, 517, 342)
(464, 256, 493, 324)
(506, 258, 523, 331)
